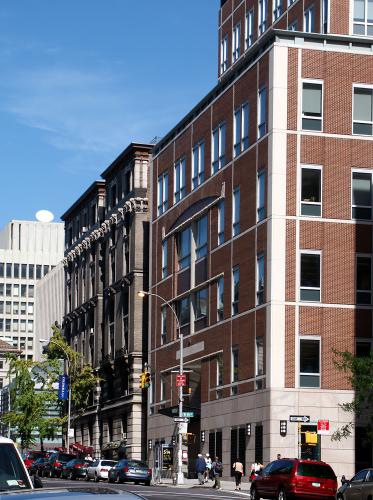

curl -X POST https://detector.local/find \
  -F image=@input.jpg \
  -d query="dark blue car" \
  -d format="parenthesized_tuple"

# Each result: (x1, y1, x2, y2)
(108, 459, 151, 486)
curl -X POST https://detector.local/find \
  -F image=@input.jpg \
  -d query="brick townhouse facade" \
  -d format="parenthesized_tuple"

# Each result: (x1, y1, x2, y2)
(62, 143, 151, 459)
(147, 0, 373, 479)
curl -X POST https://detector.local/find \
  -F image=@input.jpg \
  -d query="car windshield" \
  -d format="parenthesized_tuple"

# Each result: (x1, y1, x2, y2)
(101, 461, 116, 467)
(297, 463, 336, 479)
(0, 443, 32, 491)
(126, 460, 148, 468)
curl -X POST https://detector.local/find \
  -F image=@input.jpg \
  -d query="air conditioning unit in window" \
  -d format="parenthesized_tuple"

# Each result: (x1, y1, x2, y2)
(121, 432, 127, 440)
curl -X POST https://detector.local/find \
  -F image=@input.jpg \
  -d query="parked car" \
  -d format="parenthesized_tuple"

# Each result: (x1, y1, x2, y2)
(0, 488, 144, 498)
(86, 459, 117, 482)
(60, 459, 93, 480)
(23, 451, 46, 470)
(43, 452, 76, 478)
(108, 459, 151, 486)
(29, 457, 49, 477)
(337, 468, 373, 499)
(250, 458, 337, 500)
(0, 436, 34, 491)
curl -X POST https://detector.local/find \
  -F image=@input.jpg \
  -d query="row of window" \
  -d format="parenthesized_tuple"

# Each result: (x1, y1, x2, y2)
(220, 2, 321, 75)
(0, 318, 34, 333)
(0, 301, 34, 315)
(0, 263, 51, 280)
(0, 284, 34, 299)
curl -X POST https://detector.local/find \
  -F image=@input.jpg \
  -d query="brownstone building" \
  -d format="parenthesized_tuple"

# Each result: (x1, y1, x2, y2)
(62, 143, 152, 459)
(147, 0, 373, 478)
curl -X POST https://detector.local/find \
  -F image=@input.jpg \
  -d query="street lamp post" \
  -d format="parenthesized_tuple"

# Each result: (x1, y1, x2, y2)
(39, 338, 72, 451)
(138, 290, 184, 485)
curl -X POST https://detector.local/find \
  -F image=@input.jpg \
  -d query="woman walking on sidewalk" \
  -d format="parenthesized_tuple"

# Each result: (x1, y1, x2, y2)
(232, 458, 244, 490)
(212, 456, 223, 490)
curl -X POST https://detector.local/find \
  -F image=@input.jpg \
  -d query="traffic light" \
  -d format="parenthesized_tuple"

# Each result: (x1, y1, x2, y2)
(144, 371, 151, 389)
(139, 373, 145, 389)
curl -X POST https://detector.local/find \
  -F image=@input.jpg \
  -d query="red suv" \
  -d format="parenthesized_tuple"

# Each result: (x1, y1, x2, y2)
(250, 458, 337, 500)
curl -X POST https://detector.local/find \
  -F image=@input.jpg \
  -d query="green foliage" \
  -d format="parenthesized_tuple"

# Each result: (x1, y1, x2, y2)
(332, 349, 373, 442)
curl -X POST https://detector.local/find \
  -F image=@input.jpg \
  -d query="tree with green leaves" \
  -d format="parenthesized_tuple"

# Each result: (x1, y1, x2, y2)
(332, 349, 373, 443)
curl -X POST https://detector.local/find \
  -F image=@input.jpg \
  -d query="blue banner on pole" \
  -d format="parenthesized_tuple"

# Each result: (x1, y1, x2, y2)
(58, 375, 69, 400)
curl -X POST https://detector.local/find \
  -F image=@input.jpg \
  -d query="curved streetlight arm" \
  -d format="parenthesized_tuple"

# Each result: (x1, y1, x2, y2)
(139, 290, 181, 341)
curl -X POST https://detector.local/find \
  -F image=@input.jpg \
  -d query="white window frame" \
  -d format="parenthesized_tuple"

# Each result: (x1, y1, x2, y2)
(299, 250, 322, 302)
(299, 336, 321, 388)
(258, 87, 267, 138)
(356, 253, 372, 305)
(259, 0, 267, 35)
(289, 20, 298, 30)
(220, 35, 228, 74)
(288, 0, 296, 5)
(161, 240, 168, 279)
(232, 22, 241, 62)
(273, 0, 283, 21)
(257, 171, 266, 222)
(322, 0, 329, 33)
(301, 79, 323, 132)
(351, 168, 373, 220)
(245, 10, 254, 49)
(174, 158, 186, 203)
(232, 187, 240, 236)
(256, 253, 265, 305)
(192, 141, 205, 189)
(352, 84, 373, 136)
(300, 164, 322, 217)
(304, 5, 315, 32)
(353, 0, 373, 35)
(216, 354, 223, 387)
(160, 375, 166, 401)
(234, 102, 249, 157)
(157, 172, 168, 216)
(212, 122, 226, 174)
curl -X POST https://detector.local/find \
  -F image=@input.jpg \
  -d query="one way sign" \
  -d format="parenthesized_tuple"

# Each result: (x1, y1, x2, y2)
(289, 415, 310, 423)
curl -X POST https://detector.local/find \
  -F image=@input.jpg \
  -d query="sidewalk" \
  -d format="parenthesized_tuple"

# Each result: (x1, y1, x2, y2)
(153, 476, 252, 495)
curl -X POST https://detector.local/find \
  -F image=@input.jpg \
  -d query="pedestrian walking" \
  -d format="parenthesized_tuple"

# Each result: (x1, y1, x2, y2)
(211, 456, 223, 490)
(204, 453, 212, 483)
(276, 453, 281, 460)
(232, 458, 244, 490)
(195, 453, 206, 485)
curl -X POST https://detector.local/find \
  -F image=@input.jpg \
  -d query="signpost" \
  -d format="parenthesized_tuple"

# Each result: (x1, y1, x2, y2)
(176, 374, 187, 387)
(289, 415, 310, 423)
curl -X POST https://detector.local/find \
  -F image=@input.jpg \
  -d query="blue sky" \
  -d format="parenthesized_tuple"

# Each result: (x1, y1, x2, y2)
(0, 1, 218, 228)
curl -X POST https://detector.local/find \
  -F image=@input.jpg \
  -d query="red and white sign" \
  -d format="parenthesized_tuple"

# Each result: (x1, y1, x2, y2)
(317, 420, 330, 435)
(176, 374, 187, 387)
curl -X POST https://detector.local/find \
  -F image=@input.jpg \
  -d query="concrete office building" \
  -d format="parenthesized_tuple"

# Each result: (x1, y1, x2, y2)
(62, 143, 152, 459)
(147, 0, 373, 479)
(0, 220, 64, 386)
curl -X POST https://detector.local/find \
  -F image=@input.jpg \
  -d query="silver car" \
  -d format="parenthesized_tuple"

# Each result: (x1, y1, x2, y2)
(337, 469, 373, 499)
(86, 459, 117, 482)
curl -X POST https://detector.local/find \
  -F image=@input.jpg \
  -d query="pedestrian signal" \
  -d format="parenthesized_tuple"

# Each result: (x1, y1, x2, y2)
(139, 373, 145, 389)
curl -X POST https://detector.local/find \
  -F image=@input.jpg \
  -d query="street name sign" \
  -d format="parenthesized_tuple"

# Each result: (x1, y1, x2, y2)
(173, 417, 190, 423)
(289, 415, 310, 423)
(182, 411, 195, 418)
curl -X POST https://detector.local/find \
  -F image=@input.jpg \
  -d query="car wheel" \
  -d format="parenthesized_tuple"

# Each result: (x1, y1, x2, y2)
(68, 472, 73, 480)
(145, 481, 151, 487)
(116, 473, 121, 484)
(108, 476, 114, 483)
(94, 473, 99, 483)
(250, 486, 260, 500)
(134, 480, 139, 485)
(277, 488, 286, 500)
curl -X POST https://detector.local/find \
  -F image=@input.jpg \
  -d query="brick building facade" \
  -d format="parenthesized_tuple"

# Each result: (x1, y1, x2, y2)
(62, 143, 151, 459)
(147, 0, 373, 479)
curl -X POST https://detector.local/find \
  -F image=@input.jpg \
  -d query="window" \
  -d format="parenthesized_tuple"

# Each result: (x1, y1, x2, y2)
(192, 141, 205, 189)
(13, 319, 18, 331)
(234, 103, 249, 156)
(356, 255, 371, 304)
(162, 240, 168, 279)
(0, 284, 3, 295)
(352, 171, 372, 219)
(157, 172, 169, 216)
(28, 285, 34, 298)
(232, 266, 240, 315)
(300, 252, 321, 301)
(6, 284, 11, 297)
(196, 216, 208, 259)
(304, 6, 315, 32)
(299, 338, 320, 387)
(178, 228, 191, 270)
(259, 0, 267, 34)
(231, 348, 239, 392)
(256, 337, 264, 378)
(5, 302, 11, 314)
(356, 340, 372, 357)
(216, 354, 223, 387)
(232, 23, 241, 62)
(160, 376, 166, 401)
(43, 265, 49, 276)
(174, 158, 186, 203)
(353, 87, 373, 135)
(212, 123, 226, 174)
(288, 0, 296, 4)
(178, 297, 190, 326)
(232, 188, 240, 236)
(245, 10, 254, 48)
(0, 302, 3, 314)
(13, 284, 19, 297)
(161, 307, 167, 345)
(27, 321, 33, 333)
(0, 263, 3, 278)
(20, 302, 26, 315)
(21, 264, 27, 279)
(218, 200, 225, 245)
(258, 87, 267, 138)
(289, 20, 298, 30)
(36, 265, 42, 279)
(302, 82, 322, 131)
(257, 171, 266, 221)
(220, 35, 228, 74)
(195, 288, 208, 319)
(217, 277, 224, 321)
(353, 0, 373, 35)
(322, 0, 328, 33)
(273, 0, 282, 20)
(257, 254, 265, 305)
(28, 264, 34, 279)
(5, 319, 10, 332)
(301, 166, 322, 216)
(6, 263, 12, 278)
(13, 302, 19, 315)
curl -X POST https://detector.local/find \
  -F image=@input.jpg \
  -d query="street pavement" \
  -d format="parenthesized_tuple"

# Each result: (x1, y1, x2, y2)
(42, 477, 252, 499)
